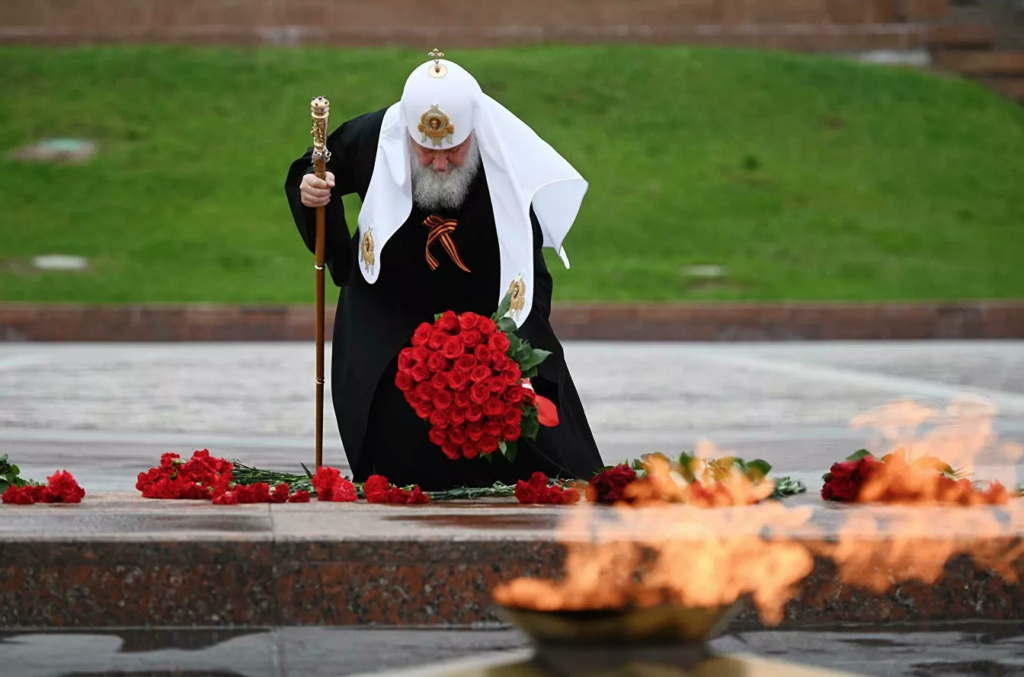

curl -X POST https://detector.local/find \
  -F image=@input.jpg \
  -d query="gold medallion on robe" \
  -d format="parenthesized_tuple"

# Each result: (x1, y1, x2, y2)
(419, 105, 455, 147)
(507, 275, 526, 320)
(360, 228, 375, 272)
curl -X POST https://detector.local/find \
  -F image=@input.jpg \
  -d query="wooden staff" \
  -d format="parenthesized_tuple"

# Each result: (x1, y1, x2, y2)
(310, 96, 331, 469)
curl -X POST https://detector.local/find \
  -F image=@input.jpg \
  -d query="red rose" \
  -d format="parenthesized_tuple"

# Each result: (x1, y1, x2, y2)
(503, 364, 522, 386)
(467, 421, 484, 442)
(271, 483, 291, 503)
(821, 461, 861, 502)
(411, 364, 430, 383)
(430, 409, 450, 428)
(412, 346, 429, 362)
(488, 333, 510, 354)
(484, 397, 506, 418)
(427, 329, 447, 350)
(473, 345, 493, 364)
(460, 329, 483, 348)
(427, 353, 448, 373)
(289, 490, 311, 503)
(429, 427, 448, 446)
(480, 435, 500, 454)
(454, 391, 471, 409)
(433, 390, 453, 411)
(463, 439, 481, 459)
(448, 426, 468, 444)
(504, 387, 525, 406)
(450, 407, 467, 426)
(413, 402, 433, 419)
(430, 372, 449, 391)
(365, 475, 391, 503)
(470, 365, 491, 384)
(477, 318, 497, 335)
(441, 442, 461, 460)
(442, 336, 464, 360)
(491, 353, 510, 372)
(504, 408, 522, 426)
(503, 424, 521, 441)
(487, 376, 506, 394)
(398, 348, 417, 371)
(395, 371, 414, 392)
(466, 404, 483, 422)
(413, 384, 434, 404)
(470, 383, 490, 405)
(412, 323, 433, 347)
(439, 311, 460, 333)
(454, 355, 477, 373)
(588, 464, 638, 505)
(459, 313, 480, 331)
(484, 419, 504, 438)
(447, 370, 468, 391)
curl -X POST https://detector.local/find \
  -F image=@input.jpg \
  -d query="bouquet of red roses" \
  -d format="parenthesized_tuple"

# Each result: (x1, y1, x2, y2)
(395, 293, 558, 462)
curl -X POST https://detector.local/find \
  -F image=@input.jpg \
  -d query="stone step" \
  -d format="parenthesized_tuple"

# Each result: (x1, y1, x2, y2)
(982, 77, 1024, 101)
(935, 49, 1024, 75)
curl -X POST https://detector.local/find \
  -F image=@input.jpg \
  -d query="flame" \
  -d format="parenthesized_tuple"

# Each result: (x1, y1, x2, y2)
(622, 452, 775, 508)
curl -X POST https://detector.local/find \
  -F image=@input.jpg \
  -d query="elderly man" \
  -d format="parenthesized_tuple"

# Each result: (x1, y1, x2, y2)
(285, 54, 603, 490)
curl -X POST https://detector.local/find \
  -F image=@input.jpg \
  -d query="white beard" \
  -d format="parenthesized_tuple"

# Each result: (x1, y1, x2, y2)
(410, 136, 482, 212)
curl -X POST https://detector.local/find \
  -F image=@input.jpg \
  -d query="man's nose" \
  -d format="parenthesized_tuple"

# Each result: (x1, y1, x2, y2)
(432, 155, 449, 171)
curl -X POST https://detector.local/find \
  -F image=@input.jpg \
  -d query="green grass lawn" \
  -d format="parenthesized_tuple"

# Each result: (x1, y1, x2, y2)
(1, 45, 1023, 304)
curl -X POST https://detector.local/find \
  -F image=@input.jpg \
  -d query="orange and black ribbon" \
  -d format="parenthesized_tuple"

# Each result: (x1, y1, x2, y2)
(424, 215, 471, 273)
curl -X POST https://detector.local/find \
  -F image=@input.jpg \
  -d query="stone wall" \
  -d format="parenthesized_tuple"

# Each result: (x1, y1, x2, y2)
(0, 0, 950, 48)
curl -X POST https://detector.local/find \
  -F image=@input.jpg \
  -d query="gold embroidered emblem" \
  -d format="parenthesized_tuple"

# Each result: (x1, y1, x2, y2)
(507, 275, 526, 320)
(419, 105, 455, 147)
(360, 228, 375, 272)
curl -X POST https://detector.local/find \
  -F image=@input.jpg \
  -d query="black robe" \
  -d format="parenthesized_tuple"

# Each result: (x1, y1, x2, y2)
(284, 108, 604, 490)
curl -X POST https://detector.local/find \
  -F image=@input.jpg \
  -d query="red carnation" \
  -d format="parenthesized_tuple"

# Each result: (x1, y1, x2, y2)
(395, 371, 414, 392)
(289, 490, 311, 503)
(488, 333, 510, 354)
(515, 472, 548, 504)
(331, 478, 358, 502)
(46, 470, 85, 504)
(270, 483, 291, 503)
(213, 490, 239, 505)
(407, 487, 430, 504)
(588, 464, 638, 504)
(438, 311, 460, 333)
(412, 323, 433, 347)
(365, 475, 391, 503)
(2, 485, 34, 505)
(311, 466, 341, 501)
(442, 336, 464, 359)
(459, 313, 480, 331)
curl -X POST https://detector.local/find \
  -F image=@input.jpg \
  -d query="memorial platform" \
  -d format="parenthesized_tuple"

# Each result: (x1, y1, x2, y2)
(2, 493, 1022, 629)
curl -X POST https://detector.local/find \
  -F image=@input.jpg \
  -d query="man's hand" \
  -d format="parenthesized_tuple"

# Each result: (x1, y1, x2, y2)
(300, 171, 336, 208)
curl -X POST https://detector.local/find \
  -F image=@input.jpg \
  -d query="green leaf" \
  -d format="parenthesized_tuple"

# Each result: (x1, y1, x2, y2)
(745, 459, 772, 480)
(482, 452, 494, 464)
(494, 292, 513, 321)
(846, 449, 875, 462)
(504, 441, 518, 464)
(300, 462, 314, 480)
(521, 413, 540, 441)
(497, 317, 518, 334)
(433, 312, 444, 321)
(677, 452, 698, 482)
(0, 454, 8, 464)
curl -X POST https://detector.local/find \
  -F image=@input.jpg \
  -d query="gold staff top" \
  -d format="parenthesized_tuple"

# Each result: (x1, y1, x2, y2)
(310, 96, 331, 174)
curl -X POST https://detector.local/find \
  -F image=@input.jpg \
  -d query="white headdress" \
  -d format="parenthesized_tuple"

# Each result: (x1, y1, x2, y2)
(356, 56, 587, 327)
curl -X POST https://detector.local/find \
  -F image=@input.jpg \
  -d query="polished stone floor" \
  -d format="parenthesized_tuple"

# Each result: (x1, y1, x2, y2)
(2, 341, 1022, 492)
(2, 623, 1022, 677)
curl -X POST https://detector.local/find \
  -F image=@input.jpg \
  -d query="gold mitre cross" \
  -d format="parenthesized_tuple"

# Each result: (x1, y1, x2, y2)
(428, 48, 447, 78)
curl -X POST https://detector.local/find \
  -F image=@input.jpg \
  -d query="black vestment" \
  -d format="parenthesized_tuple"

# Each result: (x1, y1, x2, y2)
(284, 108, 604, 490)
